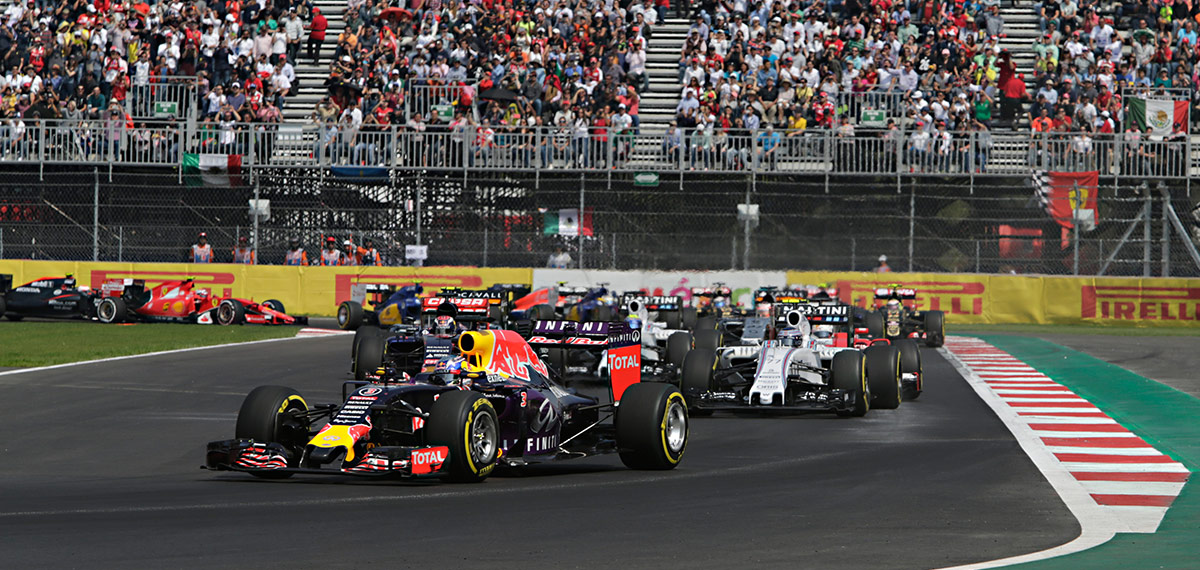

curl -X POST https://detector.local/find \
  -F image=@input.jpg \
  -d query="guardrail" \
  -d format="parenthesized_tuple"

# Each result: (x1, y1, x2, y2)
(0, 119, 1194, 178)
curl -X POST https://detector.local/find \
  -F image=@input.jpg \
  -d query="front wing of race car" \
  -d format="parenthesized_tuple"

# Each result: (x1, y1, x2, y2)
(685, 387, 861, 414)
(204, 439, 450, 479)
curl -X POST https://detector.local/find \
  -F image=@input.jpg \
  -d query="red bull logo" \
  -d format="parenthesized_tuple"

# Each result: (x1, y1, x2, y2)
(1081, 285, 1200, 321)
(486, 330, 550, 380)
(839, 280, 985, 315)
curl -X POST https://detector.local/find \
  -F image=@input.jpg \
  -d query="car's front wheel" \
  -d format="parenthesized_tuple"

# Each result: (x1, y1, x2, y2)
(617, 383, 688, 470)
(425, 391, 499, 483)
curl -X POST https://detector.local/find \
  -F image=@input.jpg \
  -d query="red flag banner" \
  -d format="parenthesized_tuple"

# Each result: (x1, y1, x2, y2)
(1033, 171, 1098, 231)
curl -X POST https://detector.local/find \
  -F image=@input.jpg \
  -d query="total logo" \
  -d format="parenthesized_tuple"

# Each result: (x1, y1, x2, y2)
(608, 354, 639, 371)
(410, 446, 449, 475)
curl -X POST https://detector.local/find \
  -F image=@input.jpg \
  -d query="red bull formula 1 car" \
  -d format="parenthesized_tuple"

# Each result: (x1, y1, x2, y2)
(95, 278, 306, 325)
(205, 321, 687, 481)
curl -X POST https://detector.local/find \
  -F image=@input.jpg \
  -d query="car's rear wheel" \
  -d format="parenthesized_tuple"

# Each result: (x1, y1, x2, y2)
(530, 303, 556, 321)
(923, 310, 946, 347)
(262, 299, 285, 314)
(663, 309, 682, 329)
(591, 304, 614, 322)
(680, 348, 716, 416)
(693, 328, 721, 352)
(425, 391, 499, 483)
(487, 304, 504, 323)
(694, 315, 717, 331)
(235, 385, 309, 478)
(97, 297, 126, 324)
(217, 299, 245, 325)
(337, 301, 363, 330)
(0, 296, 6, 319)
(862, 311, 884, 339)
(894, 339, 923, 401)
(354, 332, 385, 380)
(680, 307, 698, 329)
(546, 348, 568, 376)
(666, 331, 693, 369)
(865, 344, 902, 409)
(831, 350, 869, 417)
(352, 326, 380, 364)
(617, 383, 688, 470)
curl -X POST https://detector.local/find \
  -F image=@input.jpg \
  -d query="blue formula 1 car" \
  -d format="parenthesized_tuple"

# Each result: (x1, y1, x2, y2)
(205, 321, 688, 482)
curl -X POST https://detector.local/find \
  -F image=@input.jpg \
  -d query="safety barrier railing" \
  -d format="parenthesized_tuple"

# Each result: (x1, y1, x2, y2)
(1, 120, 1197, 178)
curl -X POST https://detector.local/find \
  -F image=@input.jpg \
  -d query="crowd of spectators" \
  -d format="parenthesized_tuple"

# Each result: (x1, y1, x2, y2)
(0, 0, 323, 160)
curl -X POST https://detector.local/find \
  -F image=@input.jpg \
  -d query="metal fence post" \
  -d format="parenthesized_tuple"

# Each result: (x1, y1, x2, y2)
(579, 173, 585, 269)
(743, 173, 753, 270)
(483, 223, 488, 267)
(1143, 188, 1152, 276)
(118, 226, 123, 262)
(253, 173, 260, 261)
(907, 182, 915, 272)
(93, 167, 99, 262)
(1162, 191, 1171, 277)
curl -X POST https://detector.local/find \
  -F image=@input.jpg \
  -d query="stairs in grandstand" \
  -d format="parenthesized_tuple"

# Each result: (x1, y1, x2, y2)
(283, 0, 347, 122)
(640, 17, 689, 132)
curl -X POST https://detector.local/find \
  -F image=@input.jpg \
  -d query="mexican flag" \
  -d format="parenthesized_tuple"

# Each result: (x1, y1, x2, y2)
(543, 208, 593, 237)
(1126, 97, 1188, 136)
(182, 153, 244, 186)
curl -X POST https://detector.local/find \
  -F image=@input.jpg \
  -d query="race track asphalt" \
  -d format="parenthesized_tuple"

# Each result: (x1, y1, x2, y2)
(0, 336, 1079, 569)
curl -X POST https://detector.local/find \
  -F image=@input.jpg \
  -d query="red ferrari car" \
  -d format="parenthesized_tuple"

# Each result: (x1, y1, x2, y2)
(95, 278, 306, 325)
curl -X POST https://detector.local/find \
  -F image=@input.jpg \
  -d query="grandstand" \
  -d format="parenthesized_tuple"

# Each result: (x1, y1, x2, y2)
(0, 0, 1198, 274)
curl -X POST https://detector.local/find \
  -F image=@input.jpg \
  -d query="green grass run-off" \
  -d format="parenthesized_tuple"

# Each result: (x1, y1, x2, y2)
(0, 321, 299, 367)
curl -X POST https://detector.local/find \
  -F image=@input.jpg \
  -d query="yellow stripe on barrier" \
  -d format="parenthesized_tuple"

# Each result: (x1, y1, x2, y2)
(0, 261, 532, 317)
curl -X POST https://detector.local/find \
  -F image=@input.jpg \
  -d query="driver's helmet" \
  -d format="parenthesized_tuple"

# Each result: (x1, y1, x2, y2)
(433, 315, 457, 338)
(195, 288, 210, 301)
(756, 302, 772, 318)
(713, 296, 728, 309)
(885, 299, 901, 312)
(625, 316, 642, 330)
(777, 328, 808, 347)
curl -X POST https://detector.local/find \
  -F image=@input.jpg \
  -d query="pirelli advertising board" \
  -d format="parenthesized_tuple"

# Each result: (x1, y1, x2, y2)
(0, 260, 1195, 325)
(787, 271, 1200, 327)
(0, 261, 532, 317)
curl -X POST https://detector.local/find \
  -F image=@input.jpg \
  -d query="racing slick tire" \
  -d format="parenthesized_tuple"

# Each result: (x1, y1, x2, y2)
(693, 328, 722, 352)
(0, 296, 6, 319)
(923, 310, 946, 348)
(862, 311, 885, 339)
(426, 391, 499, 483)
(217, 299, 246, 325)
(546, 348, 569, 375)
(680, 348, 716, 416)
(865, 344, 902, 410)
(530, 303, 556, 321)
(487, 304, 504, 324)
(262, 299, 285, 314)
(663, 309, 682, 330)
(337, 301, 364, 330)
(352, 326, 381, 364)
(235, 385, 310, 478)
(894, 339, 923, 401)
(694, 315, 718, 331)
(831, 351, 869, 417)
(591, 304, 614, 322)
(666, 332, 693, 368)
(681, 307, 698, 329)
(97, 297, 127, 324)
(617, 383, 688, 470)
(354, 332, 385, 381)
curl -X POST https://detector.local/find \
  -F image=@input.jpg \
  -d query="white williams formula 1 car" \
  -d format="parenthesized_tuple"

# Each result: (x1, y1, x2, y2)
(678, 306, 903, 417)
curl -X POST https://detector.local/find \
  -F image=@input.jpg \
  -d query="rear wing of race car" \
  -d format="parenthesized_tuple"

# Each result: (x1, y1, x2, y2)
(874, 287, 917, 300)
(527, 320, 642, 401)
(755, 287, 809, 304)
(421, 294, 497, 318)
(620, 294, 681, 312)
(100, 278, 146, 298)
(349, 283, 405, 307)
(777, 301, 852, 326)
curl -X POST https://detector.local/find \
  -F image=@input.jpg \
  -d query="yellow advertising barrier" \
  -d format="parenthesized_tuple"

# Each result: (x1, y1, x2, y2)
(788, 271, 1200, 326)
(0, 261, 532, 317)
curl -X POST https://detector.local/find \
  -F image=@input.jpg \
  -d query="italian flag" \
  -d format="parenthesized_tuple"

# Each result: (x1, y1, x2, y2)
(1127, 97, 1188, 136)
(543, 208, 593, 237)
(182, 153, 244, 186)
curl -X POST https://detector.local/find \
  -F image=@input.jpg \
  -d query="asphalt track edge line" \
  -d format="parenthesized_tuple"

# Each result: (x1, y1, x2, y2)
(933, 341, 1121, 570)
(0, 333, 324, 379)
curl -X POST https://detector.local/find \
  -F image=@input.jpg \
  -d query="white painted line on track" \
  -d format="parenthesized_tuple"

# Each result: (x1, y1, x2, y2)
(933, 336, 1188, 570)
(0, 331, 343, 382)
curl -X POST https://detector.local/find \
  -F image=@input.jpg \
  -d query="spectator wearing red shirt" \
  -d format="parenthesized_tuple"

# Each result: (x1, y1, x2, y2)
(306, 8, 328, 64)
